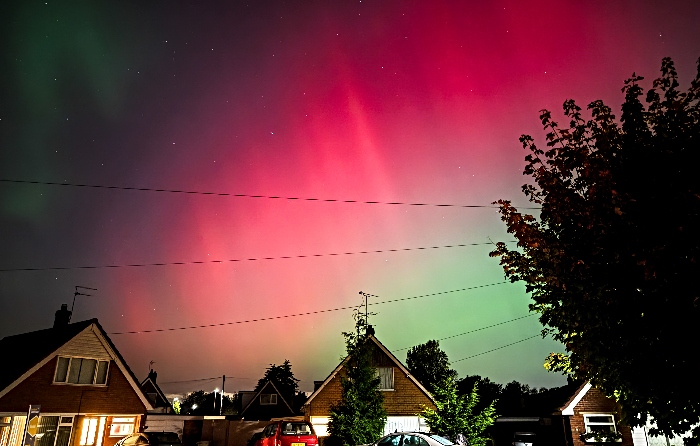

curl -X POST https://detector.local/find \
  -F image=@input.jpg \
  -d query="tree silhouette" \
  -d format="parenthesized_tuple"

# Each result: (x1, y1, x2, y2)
(491, 57, 700, 442)
(406, 340, 457, 395)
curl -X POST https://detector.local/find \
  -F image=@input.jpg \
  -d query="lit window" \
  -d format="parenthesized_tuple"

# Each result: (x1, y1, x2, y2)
(260, 394, 277, 405)
(54, 357, 109, 385)
(376, 367, 394, 390)
(109, 418, 136, 437)
(80, 418, 106, 446)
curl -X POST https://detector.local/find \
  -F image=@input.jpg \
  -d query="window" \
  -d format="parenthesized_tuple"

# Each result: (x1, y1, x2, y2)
(109, 418, 136, 437)
(79, 417, 106, 446)
(260, 394, 277, 405)
(403, 435, 429, 446)
(54, 357, 109, 385)
(583, 414, 617, 435)
(377, 435, 402, 446)
(376, 367, 394, 390)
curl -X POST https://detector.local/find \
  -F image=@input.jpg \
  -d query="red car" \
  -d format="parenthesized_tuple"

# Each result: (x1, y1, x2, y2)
(254, 420, 319, 446)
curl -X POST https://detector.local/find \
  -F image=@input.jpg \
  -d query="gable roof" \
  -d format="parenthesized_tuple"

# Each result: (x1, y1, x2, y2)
(304, 334, 435, 407)
(559, 381, 592, 416)
(0, 319, 154, 410)
(240, 380, 294, 416)
(140, 372, 172, 410)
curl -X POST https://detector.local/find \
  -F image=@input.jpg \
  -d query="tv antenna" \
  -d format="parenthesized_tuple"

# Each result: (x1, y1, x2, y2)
(358, 291, 379, 326)
(71, 286, 97, 321)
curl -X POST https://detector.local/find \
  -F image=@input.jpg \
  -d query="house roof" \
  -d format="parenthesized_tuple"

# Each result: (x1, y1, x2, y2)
(240, 380, 294, 416)
(558, 381, 592, 416)
(140, 372, 172, 409)
(304, 334, 435, 407)
(0, 318, 154, 410)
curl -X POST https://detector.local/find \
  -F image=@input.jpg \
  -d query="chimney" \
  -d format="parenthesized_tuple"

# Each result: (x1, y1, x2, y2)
(148, 369, 158, 383)
(54, 304, 72, 328)
(366, 324, 375, 336)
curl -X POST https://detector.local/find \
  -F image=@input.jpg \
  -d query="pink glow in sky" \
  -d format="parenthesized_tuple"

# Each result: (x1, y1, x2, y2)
(1, 0, 699, 395)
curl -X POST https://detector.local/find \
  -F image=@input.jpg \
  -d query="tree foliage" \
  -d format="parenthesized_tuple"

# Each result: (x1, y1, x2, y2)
(327, 314, 387, 446)
(255, 359, 304, 411)
(406, 340, 458, 394)
(421, 378, 497, 446)
(179, 390, 237, 415)
(491, 57, 700, 442)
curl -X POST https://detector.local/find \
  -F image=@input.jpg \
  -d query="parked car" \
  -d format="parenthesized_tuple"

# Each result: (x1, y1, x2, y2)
(115, 432, 182, 446)
(254, 420, 318, 446)
(368, 432, 454, 446)
(512, 432, 535, 446)
(247, 431, 263, 446)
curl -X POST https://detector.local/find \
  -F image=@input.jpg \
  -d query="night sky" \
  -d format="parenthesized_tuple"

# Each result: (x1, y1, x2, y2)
(1, 0, 699, 397)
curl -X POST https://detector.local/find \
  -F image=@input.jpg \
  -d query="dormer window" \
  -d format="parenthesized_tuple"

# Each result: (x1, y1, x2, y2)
(54, 356, 109, 385)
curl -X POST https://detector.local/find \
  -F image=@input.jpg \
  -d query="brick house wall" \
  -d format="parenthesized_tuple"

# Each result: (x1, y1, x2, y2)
(304, 341, 435, 419)
(0, 356, 147, 414)
(568, 387, 633, 446)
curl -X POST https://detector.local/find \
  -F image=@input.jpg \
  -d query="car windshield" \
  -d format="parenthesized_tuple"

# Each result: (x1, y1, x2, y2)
(280, 423, 313, 435)
(150, 433, 181, 444)
(428, 435, 454, 445)
(514, 432, 535, 441)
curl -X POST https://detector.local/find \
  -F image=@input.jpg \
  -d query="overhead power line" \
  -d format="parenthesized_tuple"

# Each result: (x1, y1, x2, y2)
(393, 314, 536, 351)
(159, 376, 221, 385)
(452, 334, 542, 363)
(0, 179, 541, 209)
(109, 282, 509, 335)
(0, 242, 510, 272)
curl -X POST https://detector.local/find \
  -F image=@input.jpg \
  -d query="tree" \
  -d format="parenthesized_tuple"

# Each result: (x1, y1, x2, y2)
(406, 340, 458, 394)
(421, 377, 497, 446)
(327, 313, 387, 446)
(255, 360, 304, 412)
(180, 390, 237, 415)
(490, 57, 700, 443)
(456, 375, 502, 415)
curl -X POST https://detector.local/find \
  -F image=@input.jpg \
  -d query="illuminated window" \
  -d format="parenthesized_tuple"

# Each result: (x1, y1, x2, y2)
(376, 367, 394, 390)
(109, 418, 136, 437)
(80, 417, 105, 446)
(260, 394, 277, 405)
(54, 357, 109, 385)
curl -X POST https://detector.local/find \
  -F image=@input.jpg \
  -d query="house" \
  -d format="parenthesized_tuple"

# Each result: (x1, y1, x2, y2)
(139, 370, 172, 414)
(0, 305, 154, 446)
(238, 380, 296, 421)
(303, 327, 435, 438)
(558, 382, 633, 446)
(488, 380, 636, 446)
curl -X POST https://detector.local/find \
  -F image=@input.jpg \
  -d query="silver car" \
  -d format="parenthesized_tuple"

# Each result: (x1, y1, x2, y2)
(369, 432, 455, 446)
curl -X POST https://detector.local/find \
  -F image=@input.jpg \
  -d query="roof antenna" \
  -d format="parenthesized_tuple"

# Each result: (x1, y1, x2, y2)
(358, 291, 378, 334)
(71, 286, 97, 322)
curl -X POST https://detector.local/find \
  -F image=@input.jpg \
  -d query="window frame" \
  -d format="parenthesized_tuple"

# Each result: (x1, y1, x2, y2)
(109, 418, 136, 437)
(260, 394, 278, 405)
(54, 356, 110, 386)
(376, 367, 394, 391)
(583, 413, 617, 434)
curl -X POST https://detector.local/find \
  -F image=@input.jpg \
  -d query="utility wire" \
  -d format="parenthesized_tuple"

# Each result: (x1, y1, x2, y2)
(109, 282, 508, 335)
(393, 314, 536, 351)
(0, 242, 510, 272)
(0, 179, 541, 209)
(159, 376, 221, 385)
(452, 334, 542, 363)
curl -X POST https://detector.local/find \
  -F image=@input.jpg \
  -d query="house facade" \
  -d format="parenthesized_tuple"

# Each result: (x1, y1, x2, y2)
(0, 306, 153, 446)
(239, 380, 295, 421)
(303, 330, 435, 438)
(558, 382, 633, 446)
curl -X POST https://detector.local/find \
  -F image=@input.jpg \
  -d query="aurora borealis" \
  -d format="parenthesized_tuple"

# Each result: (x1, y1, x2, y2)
(1, 0, 699, 395)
